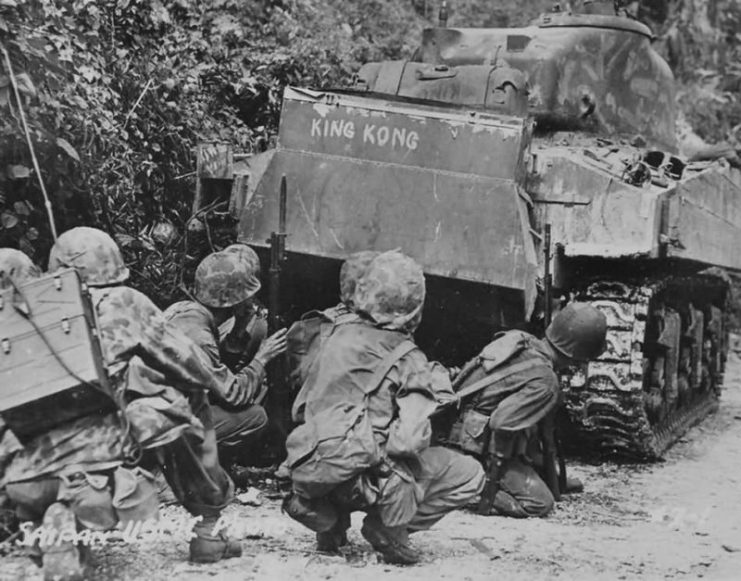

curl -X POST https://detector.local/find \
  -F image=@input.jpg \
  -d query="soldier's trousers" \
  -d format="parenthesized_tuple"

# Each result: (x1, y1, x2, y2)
(211, 403, 268, 466)
(383, 446, 485, 531)
(491, 457, 554, 518)
(289, 446, 485, 533)
(154, 394, 234, 518)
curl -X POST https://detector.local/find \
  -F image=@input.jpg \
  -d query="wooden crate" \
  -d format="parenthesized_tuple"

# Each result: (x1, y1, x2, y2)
(0, 268, 115, 440)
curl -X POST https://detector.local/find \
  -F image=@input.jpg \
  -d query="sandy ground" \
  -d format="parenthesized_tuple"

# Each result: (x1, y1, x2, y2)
(4, 355, 741, 581)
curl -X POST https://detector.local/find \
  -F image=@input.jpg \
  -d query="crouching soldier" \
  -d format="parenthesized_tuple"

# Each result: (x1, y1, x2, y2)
(287, 250, 379, 414)
(282, 250, 484, 565)
(1, 228, 248, 579)
(164, 246, 287, 468)
(449, 302, 607, 518)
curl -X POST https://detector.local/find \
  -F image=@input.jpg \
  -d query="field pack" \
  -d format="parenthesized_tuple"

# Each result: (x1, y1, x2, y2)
(0, 268, 115, 440)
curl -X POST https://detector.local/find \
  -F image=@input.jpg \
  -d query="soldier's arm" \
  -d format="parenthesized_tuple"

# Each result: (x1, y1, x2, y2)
(97, 288, 238, 398)
(190, 329, 268, 408)
(488, 368, 560, 432)
(385, 349, 452, 458)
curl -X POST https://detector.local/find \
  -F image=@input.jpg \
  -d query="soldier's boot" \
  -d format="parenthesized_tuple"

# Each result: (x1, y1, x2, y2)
(360, 514, 420, 565)
(189, 515, 243, 563)
(40, 503, 87, 581)
(316, 512, 351, 553)
(282, 493, 338, 533)
(563, 475, 584, 494)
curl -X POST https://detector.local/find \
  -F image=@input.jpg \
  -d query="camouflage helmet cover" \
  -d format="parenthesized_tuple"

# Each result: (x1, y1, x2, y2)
(194, 250, 261, 308)
(222, 243, 261, 273)
(353, 250, 425, 332)
(48, 227, 130, 287)
(0, 248, 41, 289)
(339, 250, 380, 307)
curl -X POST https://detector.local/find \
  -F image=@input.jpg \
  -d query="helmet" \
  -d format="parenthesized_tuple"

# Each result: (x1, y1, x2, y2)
(339, 250, 379, 307)
(194, 250, 261, 308)
(0, 248, 41, 289)
(545, 302, 607, 361)
(48, 227, 129, 287)
(353, 250, 425, 332)
(222, 243, 261, 274)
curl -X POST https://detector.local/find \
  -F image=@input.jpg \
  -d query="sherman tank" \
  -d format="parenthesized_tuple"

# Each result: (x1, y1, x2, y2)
(207, 2, 741, 459)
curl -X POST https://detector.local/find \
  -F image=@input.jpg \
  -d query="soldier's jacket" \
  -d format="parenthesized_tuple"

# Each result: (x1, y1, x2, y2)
(164, 300, 265, 408)
(468, 331, 560, 433)
(1, 286, 232, 485)
(294, 315, 456, 461)
(288, 303, 356, 423)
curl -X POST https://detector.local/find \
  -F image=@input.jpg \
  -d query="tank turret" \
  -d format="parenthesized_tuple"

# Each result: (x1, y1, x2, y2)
(355, 10, 676, 150)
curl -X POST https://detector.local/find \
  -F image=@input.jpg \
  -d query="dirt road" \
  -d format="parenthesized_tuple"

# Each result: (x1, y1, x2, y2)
(4, 355, 741, 581)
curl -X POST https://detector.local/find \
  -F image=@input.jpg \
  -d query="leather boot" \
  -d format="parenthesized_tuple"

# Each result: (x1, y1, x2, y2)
(360, 515, 419, 565)
(564, 475, 584, 494)
(189, 515, 242, 563)
(316, 512, 350, 553)
(40, 502, 87, 581)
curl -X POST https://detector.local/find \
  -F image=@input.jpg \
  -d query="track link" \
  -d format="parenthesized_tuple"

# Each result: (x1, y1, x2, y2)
(562, 275, 728, 460)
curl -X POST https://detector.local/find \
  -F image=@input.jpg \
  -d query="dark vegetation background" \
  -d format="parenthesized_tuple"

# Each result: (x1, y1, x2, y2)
(1, 0, 740, 321)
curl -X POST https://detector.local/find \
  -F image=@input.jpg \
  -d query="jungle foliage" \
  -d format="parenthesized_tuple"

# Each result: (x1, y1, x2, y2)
(0, 0, 739, 307)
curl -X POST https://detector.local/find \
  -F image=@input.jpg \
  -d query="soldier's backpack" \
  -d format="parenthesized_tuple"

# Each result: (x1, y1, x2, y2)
(0, 268, 116, 441)
(286, 307, 357, 423)
(445, 330, 532, 455)
(284, 338, 416, 499)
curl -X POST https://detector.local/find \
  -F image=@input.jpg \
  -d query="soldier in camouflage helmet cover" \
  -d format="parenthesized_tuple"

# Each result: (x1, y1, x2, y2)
(165, 249, 287, 468)
(194, 249, 261, 308)
(0, 248, 41, 289)
(3, 228, 247, 578)
(47, 226, 130, 286)
(353, 250, 426, 333)
(288, 250, 380, 424)
(283, 249, 484, 565)
(287, 250, 380, 428)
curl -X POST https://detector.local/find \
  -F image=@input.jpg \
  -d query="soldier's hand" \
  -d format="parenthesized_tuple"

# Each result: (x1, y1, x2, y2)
(254, 328, 288, 367)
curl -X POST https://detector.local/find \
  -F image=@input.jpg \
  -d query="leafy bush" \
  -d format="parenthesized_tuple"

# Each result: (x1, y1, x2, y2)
(1, 0, 739, 311)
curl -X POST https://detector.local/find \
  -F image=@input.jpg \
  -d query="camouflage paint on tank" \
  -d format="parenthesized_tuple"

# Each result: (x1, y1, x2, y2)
(355, 61, 530, 117)
(416, 13, 676, 150)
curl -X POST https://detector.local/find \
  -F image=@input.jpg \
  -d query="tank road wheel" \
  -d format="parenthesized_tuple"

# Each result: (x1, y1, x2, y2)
(562, 274, 730, 460)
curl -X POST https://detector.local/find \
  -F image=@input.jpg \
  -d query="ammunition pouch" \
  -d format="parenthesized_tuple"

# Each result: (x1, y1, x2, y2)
(447, 407, 490, 456)
(111, 466, 159, 527)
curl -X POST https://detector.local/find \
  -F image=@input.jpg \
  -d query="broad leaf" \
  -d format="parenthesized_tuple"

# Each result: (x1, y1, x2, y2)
(7, 164, 30, 179)
(56, 137, 80, 161)
(1, 212, 19, 229)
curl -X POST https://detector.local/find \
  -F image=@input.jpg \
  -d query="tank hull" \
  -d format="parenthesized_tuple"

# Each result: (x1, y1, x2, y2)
(221, 11, 741, 459)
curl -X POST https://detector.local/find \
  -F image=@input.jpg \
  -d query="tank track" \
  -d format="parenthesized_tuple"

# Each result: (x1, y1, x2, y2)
(562, 274, 729, 460)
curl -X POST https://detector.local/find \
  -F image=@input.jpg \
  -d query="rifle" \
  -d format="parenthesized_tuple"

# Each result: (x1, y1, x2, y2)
(266, 175, 290, 445)
(542, 223, 568, 495)
(539, 413, 561, 502)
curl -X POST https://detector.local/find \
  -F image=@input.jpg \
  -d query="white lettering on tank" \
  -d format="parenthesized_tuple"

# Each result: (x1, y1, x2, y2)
(309, 117, 419, 152)
(330, 119, 343, 138)
(363, 124, 376, 144)
(376, 126, 390, 146)
(392, 127, 406, 149)
(406, 131, 419, 150)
